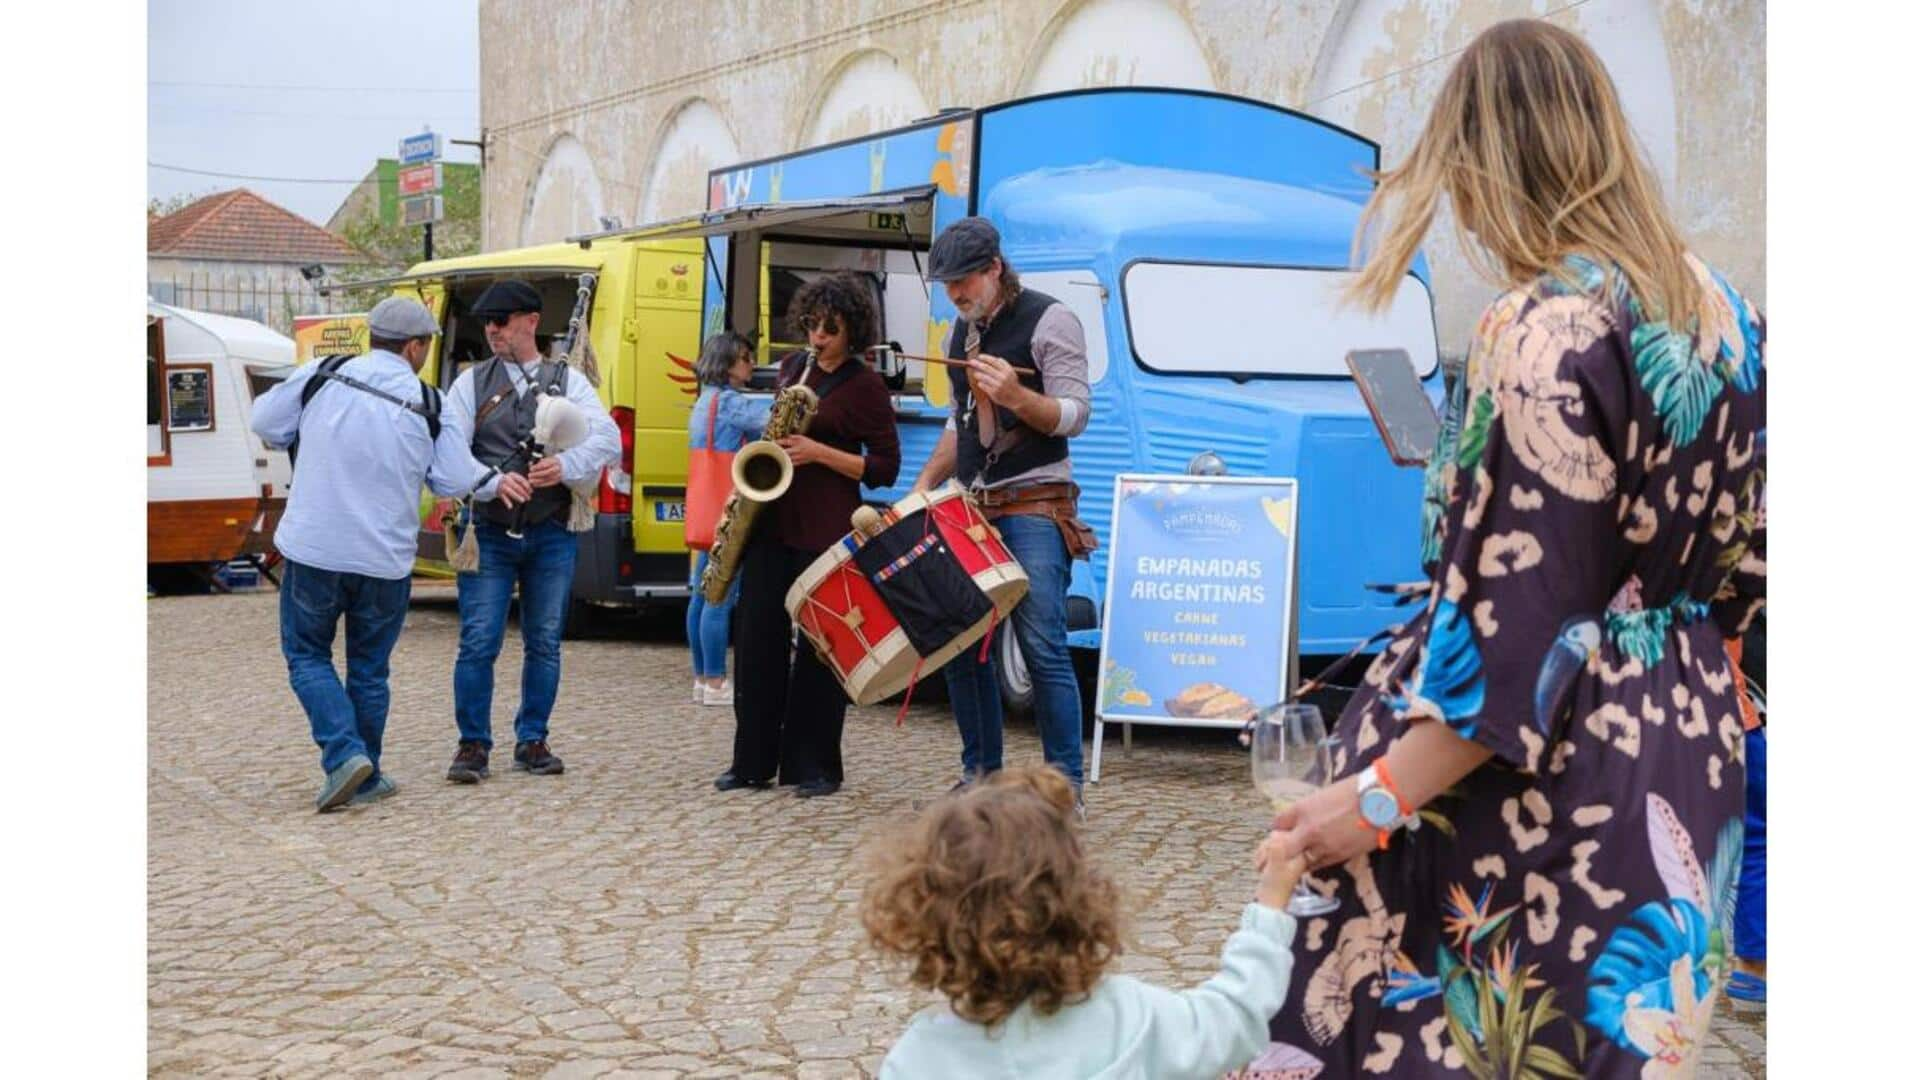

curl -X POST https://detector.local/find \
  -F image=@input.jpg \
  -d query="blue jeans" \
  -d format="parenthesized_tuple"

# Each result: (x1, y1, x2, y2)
(278, 559, 411, 782)
(943, 513, 1084, 786)
(454, 519, 578, 747)
(686, 550, 739, 679)
(1735, 725, 1766, 961)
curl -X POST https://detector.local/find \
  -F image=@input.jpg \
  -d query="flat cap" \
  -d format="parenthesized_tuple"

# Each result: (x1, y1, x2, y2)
(927, 217, 1002, 282)
(366, 296, 440, 340)
(471, 279, 543, 317)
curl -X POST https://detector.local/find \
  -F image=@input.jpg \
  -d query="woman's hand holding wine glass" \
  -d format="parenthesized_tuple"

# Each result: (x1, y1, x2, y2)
(1250, 704, 1343, 917)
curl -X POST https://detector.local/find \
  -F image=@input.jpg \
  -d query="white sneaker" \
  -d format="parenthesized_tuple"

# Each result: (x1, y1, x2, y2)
(702, 680, 733, 706)
(692, 680, 704, 704)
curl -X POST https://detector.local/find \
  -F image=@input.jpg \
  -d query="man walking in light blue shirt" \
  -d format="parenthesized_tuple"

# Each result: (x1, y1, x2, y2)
(253, 297, 532, 812)
(443, 280, 619, 784)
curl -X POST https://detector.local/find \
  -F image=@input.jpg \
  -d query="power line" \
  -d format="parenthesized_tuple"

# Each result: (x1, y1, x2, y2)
(150, 102, 475, 122)
(150, 79, 476, 93)
(149, 162, 373, 184)
(148, 161, 475, 185)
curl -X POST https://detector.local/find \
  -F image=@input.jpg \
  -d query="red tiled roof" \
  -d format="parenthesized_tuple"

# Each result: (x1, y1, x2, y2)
(148, 189, 366, 264)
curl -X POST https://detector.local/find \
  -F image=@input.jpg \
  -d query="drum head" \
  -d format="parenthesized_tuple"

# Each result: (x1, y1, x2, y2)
(785, 537, 857, 617)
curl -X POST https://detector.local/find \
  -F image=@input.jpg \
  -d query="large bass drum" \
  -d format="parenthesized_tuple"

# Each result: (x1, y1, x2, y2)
(785, 484, 1028, 706)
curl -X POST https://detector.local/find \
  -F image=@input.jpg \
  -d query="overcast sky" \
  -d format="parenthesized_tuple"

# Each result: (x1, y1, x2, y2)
(147, 0, 482, 225)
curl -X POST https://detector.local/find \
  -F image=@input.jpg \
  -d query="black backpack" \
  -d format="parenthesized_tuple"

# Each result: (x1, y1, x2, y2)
(288, 354, 443, 470)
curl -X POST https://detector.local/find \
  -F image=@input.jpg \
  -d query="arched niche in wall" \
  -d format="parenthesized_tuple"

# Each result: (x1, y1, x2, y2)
(1306, 0, 1677, 197)
(519, 133, 608, 246)
(637, 98, 743, 223)
(1017, 0, 1218, 95)
(800, 49, 933, 149)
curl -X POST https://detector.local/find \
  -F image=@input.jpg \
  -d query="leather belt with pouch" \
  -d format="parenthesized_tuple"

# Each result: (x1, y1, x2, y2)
(973, 481, 1099, 560)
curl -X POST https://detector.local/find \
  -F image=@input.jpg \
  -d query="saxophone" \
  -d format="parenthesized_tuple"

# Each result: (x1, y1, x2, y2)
(699, 357, 820, 603)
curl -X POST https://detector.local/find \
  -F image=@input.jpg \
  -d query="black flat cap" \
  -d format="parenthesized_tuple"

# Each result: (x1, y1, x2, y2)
(471, 280, 543, 317)
(927, 217, 1002, 282)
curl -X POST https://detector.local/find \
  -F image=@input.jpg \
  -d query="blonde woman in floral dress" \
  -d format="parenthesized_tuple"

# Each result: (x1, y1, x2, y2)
(1245, 20, 1765, 1080)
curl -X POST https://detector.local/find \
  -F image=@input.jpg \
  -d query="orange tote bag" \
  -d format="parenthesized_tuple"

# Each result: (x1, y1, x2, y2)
(684, 394, 734, 550)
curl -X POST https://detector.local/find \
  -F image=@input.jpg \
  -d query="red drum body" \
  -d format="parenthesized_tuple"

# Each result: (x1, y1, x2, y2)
(785, 485, 1028, 706)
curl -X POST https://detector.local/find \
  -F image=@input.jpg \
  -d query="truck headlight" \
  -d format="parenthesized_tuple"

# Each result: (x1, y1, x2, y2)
(1186, 451, 1228, 477)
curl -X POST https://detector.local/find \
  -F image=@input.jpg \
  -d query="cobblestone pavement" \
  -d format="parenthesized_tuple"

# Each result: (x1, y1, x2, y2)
(149, 586, 1765, 1078)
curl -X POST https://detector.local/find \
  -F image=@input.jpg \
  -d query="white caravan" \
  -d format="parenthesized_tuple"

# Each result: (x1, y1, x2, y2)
(146, 301, 294, 581)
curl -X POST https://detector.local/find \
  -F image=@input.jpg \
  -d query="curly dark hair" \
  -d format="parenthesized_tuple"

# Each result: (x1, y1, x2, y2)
(786, 271, 880, 359)
(860, 765, 1124, 1026)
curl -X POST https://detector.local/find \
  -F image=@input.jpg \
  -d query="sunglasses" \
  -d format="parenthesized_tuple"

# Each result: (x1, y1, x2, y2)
(483, 312, 530, 328)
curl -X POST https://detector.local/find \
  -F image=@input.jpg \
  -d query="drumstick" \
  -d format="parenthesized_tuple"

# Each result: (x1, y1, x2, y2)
(882, 350, 1037, 376)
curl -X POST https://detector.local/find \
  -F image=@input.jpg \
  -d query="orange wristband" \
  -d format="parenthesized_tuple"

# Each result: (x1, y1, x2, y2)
(1374, 756, 1414, 817)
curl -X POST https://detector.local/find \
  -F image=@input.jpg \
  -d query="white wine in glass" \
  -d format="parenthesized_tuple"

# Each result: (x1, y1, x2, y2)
(1251, 703, 1341, 917)
(1263, 778, 1319, 813)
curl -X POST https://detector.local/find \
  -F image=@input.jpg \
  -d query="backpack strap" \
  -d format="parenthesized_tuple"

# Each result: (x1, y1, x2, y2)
(301, 354, 354, 407)
(418, 380, 442, 441)
(288, 355, 356, 471)
(303, 356, 440, 431)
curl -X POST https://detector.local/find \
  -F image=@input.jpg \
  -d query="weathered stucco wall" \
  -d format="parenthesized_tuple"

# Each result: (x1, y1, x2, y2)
(479, 0, 1764, 349)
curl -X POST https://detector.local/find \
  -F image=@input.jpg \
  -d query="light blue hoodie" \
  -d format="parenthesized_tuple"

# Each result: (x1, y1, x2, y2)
(880, 902, 1297, 1080)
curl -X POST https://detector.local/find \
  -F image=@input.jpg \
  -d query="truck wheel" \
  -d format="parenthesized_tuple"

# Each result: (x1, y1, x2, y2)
(995, 629, 1034, 719)
(1074, 649, 1100, 738)
(562, 596, 599, 640)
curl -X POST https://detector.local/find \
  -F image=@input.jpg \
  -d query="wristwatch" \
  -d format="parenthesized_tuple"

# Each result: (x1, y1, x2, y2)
(1355, 759, 1418, 850)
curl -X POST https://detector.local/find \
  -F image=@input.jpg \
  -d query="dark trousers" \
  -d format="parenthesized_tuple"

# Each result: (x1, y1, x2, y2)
(729, 537, 847, 785)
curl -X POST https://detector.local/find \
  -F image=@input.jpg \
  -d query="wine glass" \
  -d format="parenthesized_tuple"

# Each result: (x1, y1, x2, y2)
(1251, 703, 1341, 917)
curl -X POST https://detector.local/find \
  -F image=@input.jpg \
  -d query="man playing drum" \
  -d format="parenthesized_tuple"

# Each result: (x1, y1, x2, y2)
(910, 217, 1096, 812)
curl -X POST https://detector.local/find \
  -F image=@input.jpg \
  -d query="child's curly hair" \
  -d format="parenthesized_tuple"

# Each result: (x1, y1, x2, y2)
(860, 765, 1123, 1026)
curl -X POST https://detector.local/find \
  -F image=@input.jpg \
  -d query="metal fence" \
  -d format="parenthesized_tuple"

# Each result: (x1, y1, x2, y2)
(147, 272, 360, 335)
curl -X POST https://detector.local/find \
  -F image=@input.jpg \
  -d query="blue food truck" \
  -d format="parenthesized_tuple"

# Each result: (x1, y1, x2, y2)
(574, 87, 1442, 709)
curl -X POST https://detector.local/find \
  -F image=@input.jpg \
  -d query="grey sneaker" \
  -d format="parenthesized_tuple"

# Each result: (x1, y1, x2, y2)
(316, 754, 374, 813)
(349, 774, 397, 806)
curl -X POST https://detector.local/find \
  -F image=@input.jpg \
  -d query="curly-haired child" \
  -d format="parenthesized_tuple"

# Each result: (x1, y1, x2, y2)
(862, 764, 1304, 1078)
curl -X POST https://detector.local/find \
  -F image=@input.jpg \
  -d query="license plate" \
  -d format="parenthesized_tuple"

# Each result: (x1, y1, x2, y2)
(654, 500, 686, 523)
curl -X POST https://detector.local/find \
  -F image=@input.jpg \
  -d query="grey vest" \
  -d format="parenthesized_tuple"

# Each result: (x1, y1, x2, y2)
(471, 357, 573, 528)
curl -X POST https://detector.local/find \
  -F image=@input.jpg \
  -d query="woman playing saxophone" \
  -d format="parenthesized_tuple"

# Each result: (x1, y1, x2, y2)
(714, 272, 901, 800)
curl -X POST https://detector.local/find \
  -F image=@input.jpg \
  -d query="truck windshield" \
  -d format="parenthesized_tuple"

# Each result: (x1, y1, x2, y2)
(1122, 262, 1439, 379)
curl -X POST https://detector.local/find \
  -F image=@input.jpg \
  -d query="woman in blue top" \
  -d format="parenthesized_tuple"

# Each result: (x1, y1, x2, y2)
(687, 332, 771, 706)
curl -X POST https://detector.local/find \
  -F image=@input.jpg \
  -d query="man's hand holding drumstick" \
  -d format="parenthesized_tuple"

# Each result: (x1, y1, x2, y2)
(966, 352, 1061, 434)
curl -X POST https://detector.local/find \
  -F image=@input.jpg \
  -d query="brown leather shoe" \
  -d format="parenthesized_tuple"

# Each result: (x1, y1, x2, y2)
(446, 740, 490, 783)
(513, 740, 564, 776)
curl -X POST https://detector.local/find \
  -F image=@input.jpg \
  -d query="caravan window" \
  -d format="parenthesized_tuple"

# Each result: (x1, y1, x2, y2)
(148, 345, 164, 427)
(1122, 262, 1439, 379)
(247, 367, 289, 399)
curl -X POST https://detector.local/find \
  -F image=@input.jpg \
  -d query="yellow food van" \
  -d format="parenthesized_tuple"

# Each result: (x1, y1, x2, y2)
(341, 238, 707, 630)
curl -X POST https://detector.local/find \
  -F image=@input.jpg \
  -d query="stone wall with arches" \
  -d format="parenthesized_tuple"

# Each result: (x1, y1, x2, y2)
(480, 0, 1763, 344)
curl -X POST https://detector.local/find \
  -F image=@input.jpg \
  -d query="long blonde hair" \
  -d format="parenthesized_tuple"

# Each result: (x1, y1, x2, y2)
(1349, 18, 1702, 327)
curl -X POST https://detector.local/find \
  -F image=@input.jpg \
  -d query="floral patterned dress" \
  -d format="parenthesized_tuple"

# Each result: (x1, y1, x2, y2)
(1241, 255, 1766, 1079)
